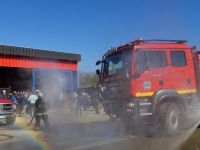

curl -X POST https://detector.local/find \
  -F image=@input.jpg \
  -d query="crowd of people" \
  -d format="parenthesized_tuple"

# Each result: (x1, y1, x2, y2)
(1, 90, 38, 117)
(0, 88, 101, 130)
(1, 88, 101, 118)
(0, 89, 50, 130)
(68, 89, 101, 116)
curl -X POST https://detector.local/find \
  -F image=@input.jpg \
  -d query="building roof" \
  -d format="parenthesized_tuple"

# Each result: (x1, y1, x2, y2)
(0, 44, 81, 61)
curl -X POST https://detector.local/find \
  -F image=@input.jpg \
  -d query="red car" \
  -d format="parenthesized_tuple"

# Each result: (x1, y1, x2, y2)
(0, 96, 16, 125)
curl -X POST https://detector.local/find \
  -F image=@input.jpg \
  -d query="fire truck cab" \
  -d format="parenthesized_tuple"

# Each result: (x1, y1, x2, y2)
(96, 39, 199, 135)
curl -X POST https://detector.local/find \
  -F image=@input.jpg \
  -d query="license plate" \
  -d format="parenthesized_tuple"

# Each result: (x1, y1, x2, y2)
(0, 116, 6, 119)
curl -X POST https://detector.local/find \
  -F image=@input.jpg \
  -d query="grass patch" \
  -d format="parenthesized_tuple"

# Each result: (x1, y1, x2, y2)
(180, 128, 200, 150)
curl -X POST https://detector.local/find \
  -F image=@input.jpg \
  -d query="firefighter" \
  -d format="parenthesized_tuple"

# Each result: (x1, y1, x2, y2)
(34, 90, 49, 130)
(93, 91, 100, 114)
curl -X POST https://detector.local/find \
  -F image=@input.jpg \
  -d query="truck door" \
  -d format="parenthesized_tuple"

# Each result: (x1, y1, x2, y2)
(169, 50, 196, 94)
(134, 49, 171, 96)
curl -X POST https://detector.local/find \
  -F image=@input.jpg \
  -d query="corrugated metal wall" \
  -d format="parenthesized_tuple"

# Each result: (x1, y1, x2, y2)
(0, 53, 79, 93)
(0, 45, 81, 61)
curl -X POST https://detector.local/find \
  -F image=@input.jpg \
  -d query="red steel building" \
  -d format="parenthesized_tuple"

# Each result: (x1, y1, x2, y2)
(0, 45, 81, 93)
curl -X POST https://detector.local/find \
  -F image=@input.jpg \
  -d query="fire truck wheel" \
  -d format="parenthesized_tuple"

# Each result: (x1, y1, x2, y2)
(161, 102, 181, 136)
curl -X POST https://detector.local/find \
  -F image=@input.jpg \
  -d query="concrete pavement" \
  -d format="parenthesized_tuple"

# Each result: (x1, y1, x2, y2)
(0, 108, 199, 150)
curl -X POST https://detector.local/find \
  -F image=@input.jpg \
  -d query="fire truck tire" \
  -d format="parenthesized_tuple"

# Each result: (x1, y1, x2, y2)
(161, 102, 181, 136)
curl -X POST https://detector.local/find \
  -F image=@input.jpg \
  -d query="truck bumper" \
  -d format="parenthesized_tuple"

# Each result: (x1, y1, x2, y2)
(0, 112, 16, 125)
(102, 97, 155, 119)
(123, 98, 159, 127)
(125, 97, 154, 118)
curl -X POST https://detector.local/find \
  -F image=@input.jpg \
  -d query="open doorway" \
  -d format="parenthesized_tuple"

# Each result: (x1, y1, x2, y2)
(0, 67, 32, 91)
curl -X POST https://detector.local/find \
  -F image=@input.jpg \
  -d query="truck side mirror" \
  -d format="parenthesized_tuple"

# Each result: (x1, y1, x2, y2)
(96, 69, 100, 76)
(124, 63, 130, 78)
(96, 60, 102, 65)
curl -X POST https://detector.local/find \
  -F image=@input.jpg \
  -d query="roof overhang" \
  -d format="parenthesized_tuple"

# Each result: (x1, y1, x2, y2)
(0, 45, 81, 62)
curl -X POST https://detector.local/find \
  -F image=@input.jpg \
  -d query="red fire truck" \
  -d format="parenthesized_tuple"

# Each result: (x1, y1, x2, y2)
(0, 88, 16, 125)
(96, 39, 200, 135)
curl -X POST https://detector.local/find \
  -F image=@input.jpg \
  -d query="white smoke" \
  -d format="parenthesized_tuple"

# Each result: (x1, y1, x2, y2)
(38, 70, 72, 109)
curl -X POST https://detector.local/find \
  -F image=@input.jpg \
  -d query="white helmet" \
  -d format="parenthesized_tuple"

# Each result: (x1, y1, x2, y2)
(38, 92, 43, 97)
(36, 90, 43, 97)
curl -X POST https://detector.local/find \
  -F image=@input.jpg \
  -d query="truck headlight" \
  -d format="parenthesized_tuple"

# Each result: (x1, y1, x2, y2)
(127, 102, 135, 108)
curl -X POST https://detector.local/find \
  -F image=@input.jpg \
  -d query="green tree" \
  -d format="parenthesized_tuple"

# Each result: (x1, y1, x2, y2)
(79, 72, 99, 88)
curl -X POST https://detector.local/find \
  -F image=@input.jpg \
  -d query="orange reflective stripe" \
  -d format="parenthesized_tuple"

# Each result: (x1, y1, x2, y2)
(177, 89, 196, 94)
(135, 92, 154, 97)
(36, 112, 47, 116)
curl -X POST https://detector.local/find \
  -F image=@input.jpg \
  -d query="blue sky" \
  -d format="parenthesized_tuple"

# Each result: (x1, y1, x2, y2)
(0, 0, 199, 72)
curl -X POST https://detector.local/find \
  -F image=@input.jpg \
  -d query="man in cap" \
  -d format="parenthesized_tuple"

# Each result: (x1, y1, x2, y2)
(2, 90, 7, 98)
(34, 90, 49, 130)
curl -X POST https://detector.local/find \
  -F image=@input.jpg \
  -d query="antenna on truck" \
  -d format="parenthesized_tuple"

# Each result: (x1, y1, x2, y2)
(106, 38, 187, 55)
(142, 39, 187, 43)
(118, 38, 187, 47)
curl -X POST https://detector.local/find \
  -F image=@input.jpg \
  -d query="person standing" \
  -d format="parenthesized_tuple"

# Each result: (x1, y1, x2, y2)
(20, 91, 28, 117)
(2, 90, 7, 98)
(72, 92, 78, 112)
(93, 91, 100, 114)
(34, 91, 49, 130)
(28, 92, 38, 116)
(81, 90, 90, 111)
(76, 91, 83, 116)
(16, 92, 22, 116)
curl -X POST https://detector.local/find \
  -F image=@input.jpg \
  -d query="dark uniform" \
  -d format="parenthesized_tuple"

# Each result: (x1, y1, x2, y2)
(76, 91, 84, 116)
(35, 96, 49, 130)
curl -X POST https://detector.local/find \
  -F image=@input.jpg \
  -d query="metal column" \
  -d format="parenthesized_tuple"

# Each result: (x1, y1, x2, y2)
(72, 71, 78, 92)
(32, 69, 36, 92)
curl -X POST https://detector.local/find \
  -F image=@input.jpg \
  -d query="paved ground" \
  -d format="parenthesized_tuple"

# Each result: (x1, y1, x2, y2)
(0, 108, 199, 150)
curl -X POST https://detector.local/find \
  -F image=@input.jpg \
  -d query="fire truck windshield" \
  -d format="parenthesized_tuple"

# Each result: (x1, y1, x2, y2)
(103, 49, 132, 78)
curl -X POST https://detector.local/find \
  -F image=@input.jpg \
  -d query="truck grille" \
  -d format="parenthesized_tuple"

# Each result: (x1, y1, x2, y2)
(3, 104, 12, 111)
